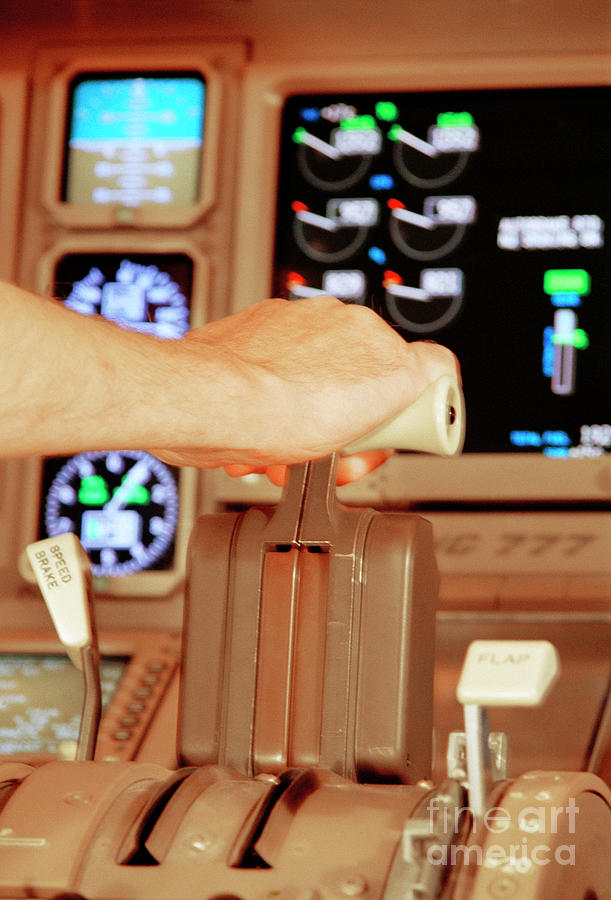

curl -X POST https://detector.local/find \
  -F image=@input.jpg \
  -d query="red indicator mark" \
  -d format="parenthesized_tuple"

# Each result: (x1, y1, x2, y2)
(287, 271, 307, 286)
(383, 270, 403, 287)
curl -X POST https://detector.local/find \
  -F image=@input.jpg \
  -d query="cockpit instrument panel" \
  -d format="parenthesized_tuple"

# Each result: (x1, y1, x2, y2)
(0, 632, 180, 761)
(53, 251, 193, 338)
(39, 451, 179, 579)
(0, 653, 127, 757)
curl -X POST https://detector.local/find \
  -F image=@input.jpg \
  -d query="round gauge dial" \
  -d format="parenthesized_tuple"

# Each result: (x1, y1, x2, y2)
(393, 142, 468, 189)
(387, 195, 476, 261)
(297, 144, 372, 191)
(389, 120, 479, 189)
(390, 208, 465, 261)
(293, 124, 380, 191)
(44, 451, 179, 578)
(383, 268, 465, 334)
(292, 205, 369, 263)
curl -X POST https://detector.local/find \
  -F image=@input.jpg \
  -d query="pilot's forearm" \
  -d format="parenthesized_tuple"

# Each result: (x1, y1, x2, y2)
(1, 283, 459, 466)
(153, 296, 460, 469)
(0, 281, 211, 458)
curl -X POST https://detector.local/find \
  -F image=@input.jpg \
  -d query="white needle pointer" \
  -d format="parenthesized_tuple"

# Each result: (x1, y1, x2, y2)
(295, 209, 340, 232)
(298, 131, 343, 160)
(103, 457, 150, 513)
(393, 127, 440, 158)
(384, 282, 431, 302)
(390, 206, 436, 230)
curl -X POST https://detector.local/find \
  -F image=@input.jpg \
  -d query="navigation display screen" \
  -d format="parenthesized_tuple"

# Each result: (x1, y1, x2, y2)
(62, 72, 206, 207)
(0, 654, 126, 756)
(274, 87, 610, 457)
(36, 253, 192, 579)
(54, 252, 193, 338)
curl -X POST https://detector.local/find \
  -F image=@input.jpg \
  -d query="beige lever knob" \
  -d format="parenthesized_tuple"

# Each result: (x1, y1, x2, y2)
(341, 374, 465, 457)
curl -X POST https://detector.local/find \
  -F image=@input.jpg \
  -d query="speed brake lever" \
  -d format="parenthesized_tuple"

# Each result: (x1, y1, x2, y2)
(24, 533, 101, 761)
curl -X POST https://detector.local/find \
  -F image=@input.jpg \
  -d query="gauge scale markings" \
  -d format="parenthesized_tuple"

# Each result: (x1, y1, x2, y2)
(44, 450, 179, 578)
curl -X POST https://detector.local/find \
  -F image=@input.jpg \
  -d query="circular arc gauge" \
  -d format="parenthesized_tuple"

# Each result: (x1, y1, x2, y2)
(388, 195, 476, 261)
(383, 267, 465, 334)
(44, 450, 179, 578)
(292, 197, 378, 263)
(293, 120, 382, 191)
(389, 115, 480, 189)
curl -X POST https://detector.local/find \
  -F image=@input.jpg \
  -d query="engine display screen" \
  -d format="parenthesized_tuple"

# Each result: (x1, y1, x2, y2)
(63, 72, 206, 207)
(274, 87, 610, 457)
(0, 654, 127, 756)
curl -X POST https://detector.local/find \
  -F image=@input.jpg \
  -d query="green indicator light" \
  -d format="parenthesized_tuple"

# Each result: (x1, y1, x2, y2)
(79, 475, 109, 505)
(131, 485, 150, 505)
(113, 480, 150, 505)
(437, 111, 474, 128)
(388, 123, 402, 141)
(292, 126, 307, 144)
(552, 328, 590, 349)
(573, 329, 590, 350)
(375, 101, 399, 122)
(340, 115, 376, 130)
(544, 269, 590, 295)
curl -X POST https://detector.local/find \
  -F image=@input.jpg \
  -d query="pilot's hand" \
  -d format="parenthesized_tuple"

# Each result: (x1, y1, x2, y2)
(154, 296, 459, 472)
(2, 286, 458, 466)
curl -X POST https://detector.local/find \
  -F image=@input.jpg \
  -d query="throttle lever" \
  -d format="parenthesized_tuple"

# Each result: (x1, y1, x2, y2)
(266, 375, 464, 549)
(341, 375, 465, 456)
(341, 373, 465, 457)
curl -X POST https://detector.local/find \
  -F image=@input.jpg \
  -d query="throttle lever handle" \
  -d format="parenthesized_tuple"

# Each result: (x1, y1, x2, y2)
(265, 375, 464, 548)
(341, 374, 465, 457)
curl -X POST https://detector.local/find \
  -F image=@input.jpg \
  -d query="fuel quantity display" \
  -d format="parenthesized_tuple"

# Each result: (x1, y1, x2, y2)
(274, 88, 610, 456)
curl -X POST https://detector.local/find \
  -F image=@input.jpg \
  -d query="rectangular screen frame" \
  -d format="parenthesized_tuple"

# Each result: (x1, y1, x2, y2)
(229, 53, 611, 504)
(41, 48, 222, 229)
(0, 630, 180, 762)
(13, 237, 209, 598)
(0, 71, 27, 283)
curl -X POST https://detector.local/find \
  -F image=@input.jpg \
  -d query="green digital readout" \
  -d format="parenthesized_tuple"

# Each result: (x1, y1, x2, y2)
(544, 269, 591, 295)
